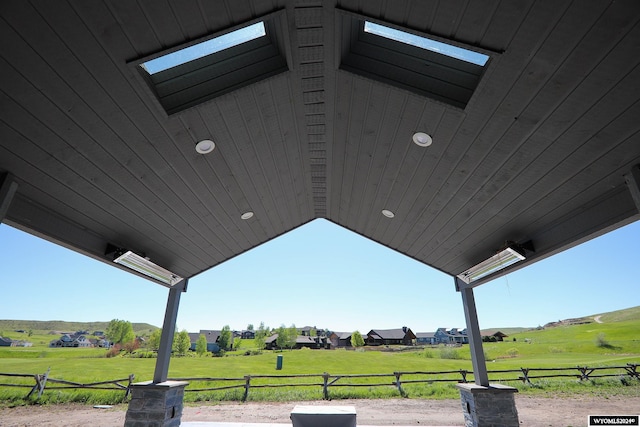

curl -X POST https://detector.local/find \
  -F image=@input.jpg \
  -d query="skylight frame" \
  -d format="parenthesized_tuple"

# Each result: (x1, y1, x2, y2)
(337, 10, 498, 109)
(141, 22, 267, 75)
(129, 10, 290, 116)
(363, 21, 489, 67)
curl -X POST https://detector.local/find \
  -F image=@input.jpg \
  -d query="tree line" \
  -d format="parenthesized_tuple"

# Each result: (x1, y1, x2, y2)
(104, 319, 366, 356)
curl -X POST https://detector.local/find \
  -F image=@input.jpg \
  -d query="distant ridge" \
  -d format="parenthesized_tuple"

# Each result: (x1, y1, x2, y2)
(596, 305, 640, 323)
(0, 319, 158, 335)
(481, 305, 639, 335)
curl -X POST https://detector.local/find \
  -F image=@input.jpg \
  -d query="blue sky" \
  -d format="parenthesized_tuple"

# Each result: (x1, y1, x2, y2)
(1, 218, 638, 334)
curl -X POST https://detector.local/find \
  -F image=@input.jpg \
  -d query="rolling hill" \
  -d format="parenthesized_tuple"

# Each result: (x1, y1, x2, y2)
(0, 319, 158, 336)
(481, 305, 639, 336)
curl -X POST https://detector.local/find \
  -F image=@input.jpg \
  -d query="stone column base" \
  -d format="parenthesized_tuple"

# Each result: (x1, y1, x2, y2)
(457, 383, 519, 427)
(125, 380, 188, 427)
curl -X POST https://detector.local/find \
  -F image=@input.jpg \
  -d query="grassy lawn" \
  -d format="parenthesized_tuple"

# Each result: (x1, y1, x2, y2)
(1, 313, 639, 405)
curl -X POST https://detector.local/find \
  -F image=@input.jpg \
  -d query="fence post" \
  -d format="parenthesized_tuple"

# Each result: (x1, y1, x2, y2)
(625, 363, 639, 380)
(242, 375, 251, 402)
(394, 372, 405, 397)
(38, 368, 50, 400)
(578, 366, 594, 381)
(459, 370, 468, 383)
(520, 368, 532, 385)
(124, 374, 135, 400)
(27, 367, 50, 400)
(322, 372, 329, 400)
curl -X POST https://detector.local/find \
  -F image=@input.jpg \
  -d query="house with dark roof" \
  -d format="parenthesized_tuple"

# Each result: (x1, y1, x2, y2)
(434, 328, 469, 344)
(492, 331, 509, 342)
(241, 330, 255, 339)
(295, 335, 319, 349)
(188, 330, 222, 352)
(415, 332, 437, 345)
(329, 332, 354, 348)
(264, 334, 320, 350)
(264, 334, 278, 350)
(0, 336, 14, 347)
(366, 327, 416, 346)
(49, 333, 92, 348)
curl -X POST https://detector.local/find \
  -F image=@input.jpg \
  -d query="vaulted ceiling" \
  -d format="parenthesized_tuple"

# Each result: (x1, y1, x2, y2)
(1, 1, 639, 288)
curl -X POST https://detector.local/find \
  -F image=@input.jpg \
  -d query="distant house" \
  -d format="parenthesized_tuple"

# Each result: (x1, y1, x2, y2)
(295, 335, 319, 349)
(492, 331, 508, 341)
(300, 326, 319, 337)
(90, 338, 110, 348)
(434, 328, 469, 344)
(264, 334, 320, 350)
(98, 339, 110, 348)
(264, 334, 278, 350)
(49, 333, 92, 348)
(328, 332, 356, 348)
(75, 335, 91, 347)
(0, 336, 14, 347)
(366, 327, 416, 346)
(415, 332, 437, 345)
(241, 330, 255, 339)
(447, 328, 469, 344)
(188, 330, 222, 352)
(199, 329, 221, 343)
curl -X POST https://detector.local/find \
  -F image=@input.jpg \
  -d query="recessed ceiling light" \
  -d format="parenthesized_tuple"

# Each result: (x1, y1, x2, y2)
(381, 209, 395, 218)
(241, 211, 254, 220)
(412, 132, 432, 147)
(195, 139, 215, 154)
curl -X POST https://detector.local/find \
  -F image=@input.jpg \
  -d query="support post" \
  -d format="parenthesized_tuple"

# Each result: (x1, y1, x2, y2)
(154, 279, 187, 384)
(625, 164, 640, 213)
(0, 173, 18, 223)
(455, 277, 519, 426)
(125, 279, 188, 427)
(456, 277, 488, 386)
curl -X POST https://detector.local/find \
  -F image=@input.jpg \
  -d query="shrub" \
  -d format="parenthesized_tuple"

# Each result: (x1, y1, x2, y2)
(105, 344, 121, 358)
(506, 348, 519, 358)
(439, 347, 460, 360)
(122, 340, 139, 354)
(596, 333, 610, 348)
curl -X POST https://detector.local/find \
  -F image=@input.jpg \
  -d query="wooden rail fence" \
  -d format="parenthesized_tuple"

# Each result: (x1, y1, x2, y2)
(169, 363, 639, 401)
(1, 363, 637, 401)
(0, 369, 135, 401)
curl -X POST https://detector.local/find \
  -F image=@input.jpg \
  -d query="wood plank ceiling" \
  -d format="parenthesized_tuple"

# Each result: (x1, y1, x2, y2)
(1, 0, 639, 287)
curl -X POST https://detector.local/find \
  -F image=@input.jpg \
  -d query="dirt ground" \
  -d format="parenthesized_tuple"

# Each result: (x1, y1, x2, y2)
(1, 396, 639, 427)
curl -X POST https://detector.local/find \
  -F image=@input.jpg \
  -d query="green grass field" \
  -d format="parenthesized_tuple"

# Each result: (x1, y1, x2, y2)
(1, 307, 639, 405)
